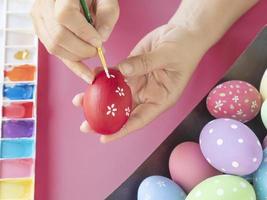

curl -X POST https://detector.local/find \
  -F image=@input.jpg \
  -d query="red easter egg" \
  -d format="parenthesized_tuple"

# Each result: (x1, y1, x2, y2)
(207, 80, 262, 122)
(83, 69, 132, 135)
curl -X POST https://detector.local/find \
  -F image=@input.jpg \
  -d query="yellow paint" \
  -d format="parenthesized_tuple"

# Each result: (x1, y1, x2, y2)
(97, 47, 110, 78)
(14, 50, 30, 60)
(0, 178, 34, 200)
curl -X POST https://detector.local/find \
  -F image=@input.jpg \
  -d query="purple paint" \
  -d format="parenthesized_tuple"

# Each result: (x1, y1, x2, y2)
(2, 120, 34, 138)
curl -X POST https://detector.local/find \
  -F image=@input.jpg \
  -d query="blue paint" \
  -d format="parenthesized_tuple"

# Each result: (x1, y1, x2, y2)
(4, 84, 34, 100)
(0, 139, 35, 158)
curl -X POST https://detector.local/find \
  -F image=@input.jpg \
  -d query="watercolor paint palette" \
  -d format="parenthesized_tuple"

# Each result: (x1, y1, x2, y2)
(0, 0, 37, 199)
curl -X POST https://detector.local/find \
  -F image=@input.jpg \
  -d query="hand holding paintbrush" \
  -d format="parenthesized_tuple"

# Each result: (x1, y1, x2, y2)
(31, 0, 119, 82)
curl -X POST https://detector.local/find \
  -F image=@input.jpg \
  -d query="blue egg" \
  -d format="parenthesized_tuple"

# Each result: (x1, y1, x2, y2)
(138, 176, 186, 200)
(253, 148, 267, 200)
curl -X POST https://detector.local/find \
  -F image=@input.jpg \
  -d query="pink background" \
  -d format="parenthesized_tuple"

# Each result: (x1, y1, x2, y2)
(35, 1, 267, 200)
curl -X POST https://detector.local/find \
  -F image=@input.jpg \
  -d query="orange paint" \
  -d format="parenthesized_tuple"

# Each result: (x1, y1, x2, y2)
(5, 65, 36, 81)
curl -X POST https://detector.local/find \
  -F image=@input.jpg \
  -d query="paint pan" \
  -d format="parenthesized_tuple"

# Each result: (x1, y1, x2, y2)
(3, 102, 33, 118)
(2, 120, 34, 138)
(5, 65, 36, 81)
(3, 84, 35, 100)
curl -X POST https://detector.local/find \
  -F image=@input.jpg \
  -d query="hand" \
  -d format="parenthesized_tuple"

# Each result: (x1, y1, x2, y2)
(73, 23, 209, 143)
(31, 0, 119, 83)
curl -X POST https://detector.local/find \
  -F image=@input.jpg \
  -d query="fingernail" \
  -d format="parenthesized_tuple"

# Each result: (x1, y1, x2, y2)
(81, 74, 92, 84)
(119, 63, 133, 76)
(80, 121, 89, 133)
(89, 38, 102, 48)
(98, 26, 111, 41)
(100, 136, 107, 143)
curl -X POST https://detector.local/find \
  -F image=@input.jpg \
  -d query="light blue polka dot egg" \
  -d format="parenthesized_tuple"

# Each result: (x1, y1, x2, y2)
(253, 148, 267, 200)
(138, 176, 186, 200)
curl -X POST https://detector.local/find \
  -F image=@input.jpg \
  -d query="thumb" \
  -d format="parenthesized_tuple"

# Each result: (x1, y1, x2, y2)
(118, 49, 166, 77)
(95, 0, 120, 41)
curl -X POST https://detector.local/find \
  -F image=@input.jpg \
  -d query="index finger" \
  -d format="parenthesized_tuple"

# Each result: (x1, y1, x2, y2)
(55, 0, 102, 47)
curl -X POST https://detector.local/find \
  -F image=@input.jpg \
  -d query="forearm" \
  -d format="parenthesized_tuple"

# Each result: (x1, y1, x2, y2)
(169, 0, 259, 49)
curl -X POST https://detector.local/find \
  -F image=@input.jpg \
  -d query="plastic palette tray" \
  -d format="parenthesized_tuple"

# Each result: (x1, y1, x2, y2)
(0, 0, 37, 199)
(107, 27, 267, 199)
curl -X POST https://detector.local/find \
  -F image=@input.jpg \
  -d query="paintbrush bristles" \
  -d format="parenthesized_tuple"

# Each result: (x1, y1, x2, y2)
(97, 47, 110, 78)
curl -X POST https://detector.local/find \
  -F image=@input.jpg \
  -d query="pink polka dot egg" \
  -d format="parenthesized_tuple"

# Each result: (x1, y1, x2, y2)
(199, 118, 263, 176)
(207, 80, 262, 122)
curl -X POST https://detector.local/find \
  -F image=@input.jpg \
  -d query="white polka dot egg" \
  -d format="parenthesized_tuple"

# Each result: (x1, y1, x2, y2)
(199, 118, 263, 175)
(207, 80, 262, 122)
(185, 175, 256, 200)
(260, 69, 267, 100)
(138, 176, 186, 200)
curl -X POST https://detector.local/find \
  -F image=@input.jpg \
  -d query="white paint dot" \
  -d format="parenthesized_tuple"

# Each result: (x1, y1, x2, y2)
(257, 141, 261, 147)
(252, 158, 257, 163)
(195, 190, 202, 197)
(232, 187, 238, 192)
(216, 188, 224, 196)
(224, 119, 230, 121)
(206, 158, 211, 164)
(217, 139, 224, 146)
(231, 124, 238, 129)
(221, 168, 226, 172)
(240, 182, 247, 188)
(209, 128, 214, 134)
(219, 93, 226, 97)
(232, 161, 239, 168)
(238, 138, 244, 143)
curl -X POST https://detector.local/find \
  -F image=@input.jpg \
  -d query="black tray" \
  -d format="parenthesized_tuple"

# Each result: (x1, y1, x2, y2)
(107, 26, 267, 200)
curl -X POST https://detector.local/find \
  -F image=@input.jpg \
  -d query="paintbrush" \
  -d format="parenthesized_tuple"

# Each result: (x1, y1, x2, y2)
(80, 0, 110, 78)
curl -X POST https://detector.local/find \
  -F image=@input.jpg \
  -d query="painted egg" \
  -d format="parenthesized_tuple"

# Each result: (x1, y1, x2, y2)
(260, 69, 267, 100)
(206, 80, 262, 122)
(263, 135, 267, 149)
(83, 69, 132, 134)
(138, 176, 186, 200)
(185, 175, 256, 200)
(261, 100, 267, 130)
(253, 148, 267, 200)
(200, 118, 263, 175)
(169, 142, 221, 193)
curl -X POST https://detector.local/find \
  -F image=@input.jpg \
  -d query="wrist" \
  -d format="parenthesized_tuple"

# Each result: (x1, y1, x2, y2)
(168, 13, 221, 51)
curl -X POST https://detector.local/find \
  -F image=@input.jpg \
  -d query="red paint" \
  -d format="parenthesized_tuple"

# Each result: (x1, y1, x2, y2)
(83, 69, 132, 134)
(3, 102, 33, 118)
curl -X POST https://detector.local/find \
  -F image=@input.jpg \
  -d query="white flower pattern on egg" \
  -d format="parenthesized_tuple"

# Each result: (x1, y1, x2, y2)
(125, 107, 130, 116)
(115, 87, 125, 96)
(106, 104, 117, 117)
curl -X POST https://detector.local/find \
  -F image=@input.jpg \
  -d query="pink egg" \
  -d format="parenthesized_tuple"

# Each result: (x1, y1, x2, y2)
(168, 142, 221, 193)
(207, 80, 262, 122)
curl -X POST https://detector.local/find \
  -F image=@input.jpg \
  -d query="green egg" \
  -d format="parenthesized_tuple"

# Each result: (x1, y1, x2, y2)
(261, 100, 267, 129)
(186, 175, 256, 200)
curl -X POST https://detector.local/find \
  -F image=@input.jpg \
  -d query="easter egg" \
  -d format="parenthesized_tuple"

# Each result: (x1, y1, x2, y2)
(169, 142, 221, 192)
(138, 176, 186, 200)
(261, 100, 267, 130)
(200, 118, 263, 175)
(253, 148, 267, 200)
(186, 175, 256, 200)
(260, 69, 267, 100)
(207, 80, 262, 122)
(83, 69, 132, 134)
